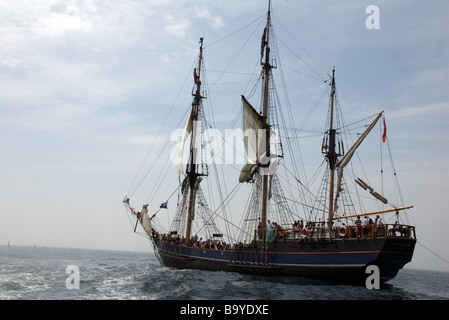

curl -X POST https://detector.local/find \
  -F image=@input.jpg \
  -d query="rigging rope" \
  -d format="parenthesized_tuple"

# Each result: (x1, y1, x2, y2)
(206, 17, 265, 97)
(192, 182, 245, 243)
(204, 14, 266, 49)
(417, 241, 449, 266)
(273, 15, 329, 79)
(125, 57, 198, 198)
(274, 31, 326, 83)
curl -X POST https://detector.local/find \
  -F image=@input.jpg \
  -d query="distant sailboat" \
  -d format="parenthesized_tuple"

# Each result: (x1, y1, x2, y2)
(8, 240, 10, 247)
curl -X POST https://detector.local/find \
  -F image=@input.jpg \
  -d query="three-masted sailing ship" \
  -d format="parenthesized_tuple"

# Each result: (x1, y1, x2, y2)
(124, 2, 416, 285)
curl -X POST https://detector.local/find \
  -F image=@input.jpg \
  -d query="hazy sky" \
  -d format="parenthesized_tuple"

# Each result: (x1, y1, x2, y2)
(1, 0, 448, 273)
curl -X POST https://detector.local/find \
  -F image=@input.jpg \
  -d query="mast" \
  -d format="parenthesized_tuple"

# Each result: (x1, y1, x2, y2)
(260, 1, 272, 235)
(185, 38, 205, 243)
(324, 70, 383, 238)
(326, 68, 337, 238)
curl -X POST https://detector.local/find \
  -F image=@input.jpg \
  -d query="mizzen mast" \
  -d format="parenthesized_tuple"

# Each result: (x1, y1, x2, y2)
(325, 69, 338, 238)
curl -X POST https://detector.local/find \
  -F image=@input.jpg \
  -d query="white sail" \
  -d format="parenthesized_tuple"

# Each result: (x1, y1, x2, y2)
(140, 204, 153, 236)
(177, 109, 193, 176)
(239, 96, 264, 182)
(239, 96, 277, 182)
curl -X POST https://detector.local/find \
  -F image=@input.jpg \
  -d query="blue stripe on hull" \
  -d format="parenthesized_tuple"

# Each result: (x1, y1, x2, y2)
(158, 242, 380, 266)
(156, 238, 415, 283)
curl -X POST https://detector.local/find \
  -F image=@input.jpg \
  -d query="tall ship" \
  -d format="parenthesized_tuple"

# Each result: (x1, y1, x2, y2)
(123, 2, 416, 285)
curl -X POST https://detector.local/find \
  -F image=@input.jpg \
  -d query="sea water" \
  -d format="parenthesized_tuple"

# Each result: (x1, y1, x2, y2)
(1, 245, 448, 300)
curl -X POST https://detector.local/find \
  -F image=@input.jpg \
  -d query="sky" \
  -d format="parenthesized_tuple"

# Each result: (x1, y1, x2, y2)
(1, 0, 449, 273)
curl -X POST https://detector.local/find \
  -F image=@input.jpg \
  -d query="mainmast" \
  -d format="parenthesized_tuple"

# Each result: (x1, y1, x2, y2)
(185, 38, 205, 243)
(260, 2, 272, 235)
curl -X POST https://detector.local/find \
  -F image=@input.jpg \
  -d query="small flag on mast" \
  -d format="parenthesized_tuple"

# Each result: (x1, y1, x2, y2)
(160, 202, 168, 209)
(382, 118, 387, 143)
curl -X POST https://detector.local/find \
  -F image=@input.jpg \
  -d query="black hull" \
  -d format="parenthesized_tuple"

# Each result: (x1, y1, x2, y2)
(153, 237, 415, 285)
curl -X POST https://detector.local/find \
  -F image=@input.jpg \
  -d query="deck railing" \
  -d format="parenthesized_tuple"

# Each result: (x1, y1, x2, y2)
(271, 223, 416, 241)
(338, 224, 416, 240)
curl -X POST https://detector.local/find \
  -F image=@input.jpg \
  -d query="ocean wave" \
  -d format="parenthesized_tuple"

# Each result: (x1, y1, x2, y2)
(1, 246, 448, 300)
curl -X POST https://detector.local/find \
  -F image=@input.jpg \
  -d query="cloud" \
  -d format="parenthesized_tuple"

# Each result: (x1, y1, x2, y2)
(0, 1, 159, 135)
(388, 101, 449, 119)
(164, 13, 192, 37)
(35, 6, 92, 36)
(196, 9, 225, 29)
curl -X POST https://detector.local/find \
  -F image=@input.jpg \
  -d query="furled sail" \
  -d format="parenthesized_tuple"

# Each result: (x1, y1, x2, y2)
(333, 112, 383, 207)
(123, 199, 154, 236)
(336, 112, 383, 170)
(239, 96, 264, 183)
(140, 204, 153, 236)
(177, 109, 193, 176)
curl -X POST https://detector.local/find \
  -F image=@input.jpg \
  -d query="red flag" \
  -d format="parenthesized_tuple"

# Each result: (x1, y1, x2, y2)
(382, 118, 387, 143)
